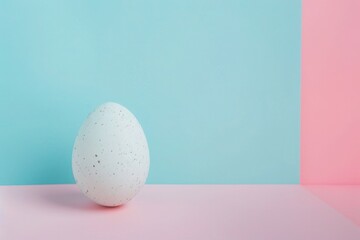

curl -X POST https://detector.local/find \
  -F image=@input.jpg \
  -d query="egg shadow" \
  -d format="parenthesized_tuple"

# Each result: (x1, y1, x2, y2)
(38, 185, 127, 211)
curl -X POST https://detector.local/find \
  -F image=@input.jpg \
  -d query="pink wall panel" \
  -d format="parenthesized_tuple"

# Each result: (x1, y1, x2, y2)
(301, 0, 360, 184)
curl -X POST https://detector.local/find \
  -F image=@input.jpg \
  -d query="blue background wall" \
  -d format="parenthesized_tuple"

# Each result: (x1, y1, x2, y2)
(0, 0, 301, 185)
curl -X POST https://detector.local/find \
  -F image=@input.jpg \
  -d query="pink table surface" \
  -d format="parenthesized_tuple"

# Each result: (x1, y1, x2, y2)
(0, 184, 359, 240)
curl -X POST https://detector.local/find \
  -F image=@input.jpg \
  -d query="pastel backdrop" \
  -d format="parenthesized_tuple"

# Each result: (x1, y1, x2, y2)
(301, 0, 360, 185)
(0, 0, 301, 185)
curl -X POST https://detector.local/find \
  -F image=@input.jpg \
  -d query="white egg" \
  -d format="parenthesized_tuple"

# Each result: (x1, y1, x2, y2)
(72, 102, 150, 207)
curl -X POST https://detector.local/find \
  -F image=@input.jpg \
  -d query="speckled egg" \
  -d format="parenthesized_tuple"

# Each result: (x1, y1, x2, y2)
(72, 102, 150, 207)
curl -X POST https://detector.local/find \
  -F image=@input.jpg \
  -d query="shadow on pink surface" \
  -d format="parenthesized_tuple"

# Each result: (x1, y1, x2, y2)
(1, 184, 127, 213)
(303, 185, 360, 227)
(36, 186, 126, 211)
